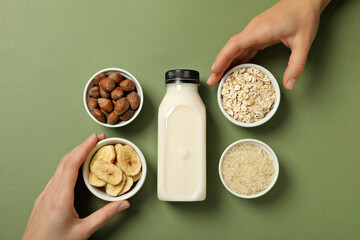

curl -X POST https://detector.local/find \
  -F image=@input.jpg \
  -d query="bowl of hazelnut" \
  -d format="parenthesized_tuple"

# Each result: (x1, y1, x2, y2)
(84, 68, 143, 127)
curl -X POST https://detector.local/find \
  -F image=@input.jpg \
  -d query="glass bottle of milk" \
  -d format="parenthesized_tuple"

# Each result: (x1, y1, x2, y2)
(158, 69, 206, 201)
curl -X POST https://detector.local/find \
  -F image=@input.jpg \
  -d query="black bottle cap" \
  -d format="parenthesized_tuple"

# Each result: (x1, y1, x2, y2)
(165, 69, 200, 84)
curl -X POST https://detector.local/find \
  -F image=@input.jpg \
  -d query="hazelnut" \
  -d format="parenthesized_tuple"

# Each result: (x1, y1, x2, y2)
(98, 98, 114, 113)
(89, 86, 101, 98)
(93, 109, 106, 123)
(120, 79, 135, 92)
(111, 87, 124, 101)
(126, 91, 140, 110)
(119, 109, 135, 121)
(107, 112, 119, 125)
(100, 88, 110, 98)
(87, 97, 99, 111)
(114, 97, 129, 115)
(108, 73, 123, 85)
(101, 109, 109, 117)
(99, 78, 116, 92)
(93, 73, 107, 86)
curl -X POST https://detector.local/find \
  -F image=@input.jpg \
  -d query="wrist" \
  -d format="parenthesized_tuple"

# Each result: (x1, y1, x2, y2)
(314, 0, 331, 12)
(305, 0, 331, 14)
(285, 0, 330, 13)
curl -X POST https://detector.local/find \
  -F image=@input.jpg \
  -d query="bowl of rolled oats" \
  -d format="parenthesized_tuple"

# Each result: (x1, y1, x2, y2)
(217, 63, 280, 127)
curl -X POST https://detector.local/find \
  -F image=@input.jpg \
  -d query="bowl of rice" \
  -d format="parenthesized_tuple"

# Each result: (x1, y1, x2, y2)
(219, 139, 279, 199)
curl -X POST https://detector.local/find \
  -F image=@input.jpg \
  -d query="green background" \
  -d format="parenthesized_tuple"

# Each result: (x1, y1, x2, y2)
(1, 0, 359, 239)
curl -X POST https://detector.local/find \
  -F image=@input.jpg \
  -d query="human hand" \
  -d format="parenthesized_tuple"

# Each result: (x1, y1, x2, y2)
(22, 133, 130, 240)
(207, 0, 330, 90)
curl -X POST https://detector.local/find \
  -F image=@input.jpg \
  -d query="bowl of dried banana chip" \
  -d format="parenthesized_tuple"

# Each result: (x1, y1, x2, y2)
(82, 137, 146, 201)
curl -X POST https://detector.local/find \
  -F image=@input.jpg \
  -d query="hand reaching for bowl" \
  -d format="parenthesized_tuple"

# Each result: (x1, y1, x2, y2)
(207, 0, 331, 90)
(22, 134, 130, 240)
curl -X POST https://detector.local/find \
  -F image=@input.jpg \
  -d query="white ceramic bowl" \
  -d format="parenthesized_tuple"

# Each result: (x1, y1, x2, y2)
(82, 138, 147, 201)
(218, 138, 279, 199)
(217, 63, 280, 127)
(83, 68, 144, 128)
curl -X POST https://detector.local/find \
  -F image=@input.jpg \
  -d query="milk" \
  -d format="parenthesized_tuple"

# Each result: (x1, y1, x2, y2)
(158, 70, 206, 201)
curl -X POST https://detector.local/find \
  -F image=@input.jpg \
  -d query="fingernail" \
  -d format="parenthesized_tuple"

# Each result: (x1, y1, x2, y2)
(118, 201, 130, 212)
(98, 133, 106, 139)
(211, 62, 216, 71)
(287, 79, 296, 90)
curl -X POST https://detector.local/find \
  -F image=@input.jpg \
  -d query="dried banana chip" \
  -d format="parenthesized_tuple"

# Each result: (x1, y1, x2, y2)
(114, 143, 123, 155)
(90, 160, 122, 185)
(131, 171, 142, 182)
(117, 145, 141, 176)
(114, 143, 123, 169)
(119, 176, 133, 195)
(105, 173, 126, 196)
(88, 172, 106, 187)
(92, 145, 116, 163)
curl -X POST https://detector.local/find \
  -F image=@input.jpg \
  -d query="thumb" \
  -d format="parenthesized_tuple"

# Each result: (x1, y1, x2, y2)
(283, 43, 310, 90)
(80, 200, 130, 236)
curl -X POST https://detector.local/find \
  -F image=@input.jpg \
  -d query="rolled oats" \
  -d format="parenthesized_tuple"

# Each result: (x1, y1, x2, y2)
(221, 67, 276, 123)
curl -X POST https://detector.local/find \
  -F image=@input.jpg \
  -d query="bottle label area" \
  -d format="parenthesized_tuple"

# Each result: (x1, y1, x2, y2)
(164, 105, 204, 199)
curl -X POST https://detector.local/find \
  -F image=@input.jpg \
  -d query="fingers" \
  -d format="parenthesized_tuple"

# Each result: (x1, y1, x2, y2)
(212, 31, 261, 73)
(242, 49, 258, 64)
(55, 133, 106, 190)
(97, 133, 106, 141)
(210, 35, 245, 74)
(207, 50, 248, 86)
(207, 21, 278, 86)
(207, 72, 225, 86)
(228, 49, 259, 70)
(207, 33, 252, 86)
(70, 133, 105, 166)
(283, 42, 310, 90)
(208, 48, 260, 86)
(67, 133, 106, 169)
(80, 201, 130, 236)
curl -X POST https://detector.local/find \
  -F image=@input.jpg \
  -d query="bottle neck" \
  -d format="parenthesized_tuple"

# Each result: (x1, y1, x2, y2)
(166, 83, 199, 93)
